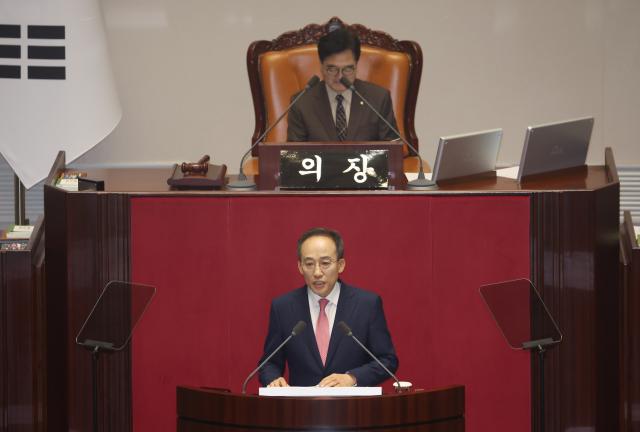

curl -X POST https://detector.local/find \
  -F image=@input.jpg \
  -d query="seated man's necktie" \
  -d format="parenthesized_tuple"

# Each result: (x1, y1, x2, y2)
(335, 94, 347, 141)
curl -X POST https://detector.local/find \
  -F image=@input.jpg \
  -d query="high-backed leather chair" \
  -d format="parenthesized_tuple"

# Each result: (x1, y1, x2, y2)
(245, 17, 428, 175)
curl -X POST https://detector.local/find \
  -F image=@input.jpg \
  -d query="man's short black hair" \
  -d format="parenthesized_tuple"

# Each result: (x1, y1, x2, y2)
(297, 227, 345, 260)
(317, 28, 361, 63)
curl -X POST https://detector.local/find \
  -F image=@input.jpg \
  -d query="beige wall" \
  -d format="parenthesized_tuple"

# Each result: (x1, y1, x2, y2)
(75, 0, 640, 169)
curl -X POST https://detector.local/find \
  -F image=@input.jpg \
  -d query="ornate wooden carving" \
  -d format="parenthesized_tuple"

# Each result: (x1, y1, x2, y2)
(269, 17, 406, 52)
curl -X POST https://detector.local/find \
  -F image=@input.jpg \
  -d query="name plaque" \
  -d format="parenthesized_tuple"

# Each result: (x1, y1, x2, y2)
(279, 149, 389, 190)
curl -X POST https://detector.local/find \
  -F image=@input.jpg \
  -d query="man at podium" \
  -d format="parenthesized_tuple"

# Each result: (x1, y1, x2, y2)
(259, 227, 398, 387)
(286, 27, 399, 143)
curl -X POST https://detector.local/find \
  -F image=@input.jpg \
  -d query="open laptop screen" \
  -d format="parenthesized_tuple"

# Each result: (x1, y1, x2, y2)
(517, 117, 594, 182)
(432, 129, 503, 183)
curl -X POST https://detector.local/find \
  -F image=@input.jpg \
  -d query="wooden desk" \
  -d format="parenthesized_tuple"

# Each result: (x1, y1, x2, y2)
(41, 151, 620, 432)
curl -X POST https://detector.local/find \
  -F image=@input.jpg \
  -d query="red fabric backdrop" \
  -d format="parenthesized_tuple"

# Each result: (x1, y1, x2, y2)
(130, 195, 531, 432)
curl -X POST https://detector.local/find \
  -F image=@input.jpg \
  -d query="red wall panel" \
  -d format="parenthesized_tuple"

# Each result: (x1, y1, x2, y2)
(131, 195, 530, 432)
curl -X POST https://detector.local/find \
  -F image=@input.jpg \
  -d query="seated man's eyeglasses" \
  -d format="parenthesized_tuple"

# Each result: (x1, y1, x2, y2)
(302, 258, 337, 272)
(324, 65, 356, 77)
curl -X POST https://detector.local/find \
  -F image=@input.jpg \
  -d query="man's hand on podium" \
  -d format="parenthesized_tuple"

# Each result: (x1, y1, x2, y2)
(318, 373, 356, 387)
(267, 377, 289, 387)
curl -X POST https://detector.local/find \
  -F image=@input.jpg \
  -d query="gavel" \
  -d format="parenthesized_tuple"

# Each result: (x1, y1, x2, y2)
(181, 155, 210, 176)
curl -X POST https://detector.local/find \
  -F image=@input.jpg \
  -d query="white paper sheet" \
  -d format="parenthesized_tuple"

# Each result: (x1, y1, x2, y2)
(496, 166, 520, 179)
(258, 386, 382, 397)
(405, 172, 433, 181)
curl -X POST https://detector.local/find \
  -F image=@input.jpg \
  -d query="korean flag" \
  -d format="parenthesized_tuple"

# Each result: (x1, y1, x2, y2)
(0, 0, 121, 188)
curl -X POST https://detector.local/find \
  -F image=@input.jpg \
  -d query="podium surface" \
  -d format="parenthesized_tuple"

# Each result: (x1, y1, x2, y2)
(177, 386, 464, 431)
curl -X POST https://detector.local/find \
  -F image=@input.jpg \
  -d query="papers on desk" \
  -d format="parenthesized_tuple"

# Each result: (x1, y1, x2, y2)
(57, 178, 78, 191)
(4, 225, 33, 239)
(405, 172, 432, 182)
(496, 166, 520, 180)
(406, 167, 520, 182)
(258, 386, 382, 397)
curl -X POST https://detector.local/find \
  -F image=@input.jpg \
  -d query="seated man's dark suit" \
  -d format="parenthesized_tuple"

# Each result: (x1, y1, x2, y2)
(258, 282, 398, 387)
(287, 79, 399, 142)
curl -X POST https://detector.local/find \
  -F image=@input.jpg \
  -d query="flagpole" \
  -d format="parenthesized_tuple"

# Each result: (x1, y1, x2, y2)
(14, 174, 27, 225)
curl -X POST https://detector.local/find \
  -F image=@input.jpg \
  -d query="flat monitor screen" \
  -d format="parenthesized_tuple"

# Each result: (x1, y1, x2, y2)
(517, 117, 594, 182)
(432, 129, 502, 183)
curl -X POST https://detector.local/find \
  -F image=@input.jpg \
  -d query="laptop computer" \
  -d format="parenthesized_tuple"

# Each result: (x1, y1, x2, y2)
(431, 129, 503, 183)
(517, 117, 594, 182)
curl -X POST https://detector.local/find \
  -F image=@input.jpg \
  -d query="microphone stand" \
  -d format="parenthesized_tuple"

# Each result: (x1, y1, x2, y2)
(337, 321, 402, 390)
(241, 321, 306, 394)
(340, 77, 436, 190)
(227, 76, 319, 191)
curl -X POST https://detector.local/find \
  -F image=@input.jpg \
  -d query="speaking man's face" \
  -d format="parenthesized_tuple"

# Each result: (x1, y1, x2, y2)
(321, 49, 357, 93)
(297, 235, 346, 298)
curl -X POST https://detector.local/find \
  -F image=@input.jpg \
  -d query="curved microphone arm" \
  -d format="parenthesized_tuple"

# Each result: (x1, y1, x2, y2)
(241, 321, 306, 394)
(237, 76, 320, 180)
(339, 77, 435, 190)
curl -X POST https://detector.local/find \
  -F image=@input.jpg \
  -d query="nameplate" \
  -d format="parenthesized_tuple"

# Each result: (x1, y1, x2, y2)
(279, 149, 389, 190)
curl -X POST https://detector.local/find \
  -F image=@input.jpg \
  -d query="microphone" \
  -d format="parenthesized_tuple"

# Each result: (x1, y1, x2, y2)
(337, 321, 401, 387)
(339, 77, 436, 190)
(227, 76, 321, 190)
(241, 320, 307, 394)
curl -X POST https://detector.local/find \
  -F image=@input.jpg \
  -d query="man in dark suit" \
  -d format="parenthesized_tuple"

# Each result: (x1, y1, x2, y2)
(287, 28, 399, 143)
(258, 227, 398, 387)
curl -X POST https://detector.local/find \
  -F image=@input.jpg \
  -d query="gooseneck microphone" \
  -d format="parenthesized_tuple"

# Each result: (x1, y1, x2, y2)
(227, 76, 321, 191)
(337, 321, 401, 387)
(241, 320, 307, 394)
(339, 77, 436, 190)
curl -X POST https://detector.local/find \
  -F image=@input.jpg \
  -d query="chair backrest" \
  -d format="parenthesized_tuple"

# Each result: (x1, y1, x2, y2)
(247, 17, 423, 157)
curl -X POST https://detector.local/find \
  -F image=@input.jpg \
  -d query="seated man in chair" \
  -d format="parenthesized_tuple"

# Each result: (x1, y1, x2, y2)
(287, 28, 399, 143)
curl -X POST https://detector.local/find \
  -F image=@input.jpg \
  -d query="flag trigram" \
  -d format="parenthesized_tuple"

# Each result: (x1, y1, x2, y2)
(0, 24, 66, 79)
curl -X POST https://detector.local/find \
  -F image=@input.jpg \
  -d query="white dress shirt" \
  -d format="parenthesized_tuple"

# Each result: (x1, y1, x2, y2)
(307, 281, 341, 338)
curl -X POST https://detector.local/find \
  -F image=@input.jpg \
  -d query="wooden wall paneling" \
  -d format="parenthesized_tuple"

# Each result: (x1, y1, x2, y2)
(631, 231, 640, 432)
(6, 253, 36, 431)
(44, 185, 69, 432)
(620, 210, 640, 432)
(593, 184, 622, 431)
(620, 216, 631, 432)
(44, 187, 132, 432)
(29, 217, 46, 432)
(0, 220, 45, 432)
(1, 252, 7, 431)
(530, 192, 565, 432)
(530, 183, 620, 432)
(66, 192, 131, 432)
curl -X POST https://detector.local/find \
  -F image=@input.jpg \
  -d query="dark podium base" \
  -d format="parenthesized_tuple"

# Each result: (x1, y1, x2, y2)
(177, 385, 465, 432)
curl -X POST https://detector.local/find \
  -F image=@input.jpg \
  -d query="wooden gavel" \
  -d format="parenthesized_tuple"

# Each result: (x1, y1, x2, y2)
(181, 155, 210, 176)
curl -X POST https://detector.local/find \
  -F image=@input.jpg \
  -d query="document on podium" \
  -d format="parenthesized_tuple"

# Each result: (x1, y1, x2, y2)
(258, 386, 382, 397)
(496, 166, 520, 179)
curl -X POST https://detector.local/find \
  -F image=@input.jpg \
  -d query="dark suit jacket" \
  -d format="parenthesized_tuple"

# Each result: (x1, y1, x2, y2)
(258, 282, 399, 387)
(287, 80, 399, 142)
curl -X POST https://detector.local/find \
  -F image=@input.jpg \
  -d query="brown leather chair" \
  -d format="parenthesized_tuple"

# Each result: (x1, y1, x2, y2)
(245, 17, 429, 175)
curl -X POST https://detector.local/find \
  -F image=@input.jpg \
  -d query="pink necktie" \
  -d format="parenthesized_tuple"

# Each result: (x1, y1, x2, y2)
(316, 298, 330, 365)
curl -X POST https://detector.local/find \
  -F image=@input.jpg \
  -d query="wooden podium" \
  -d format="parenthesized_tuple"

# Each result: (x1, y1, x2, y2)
(36, 149, 620, 432)
(177, 386, 464, 431)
